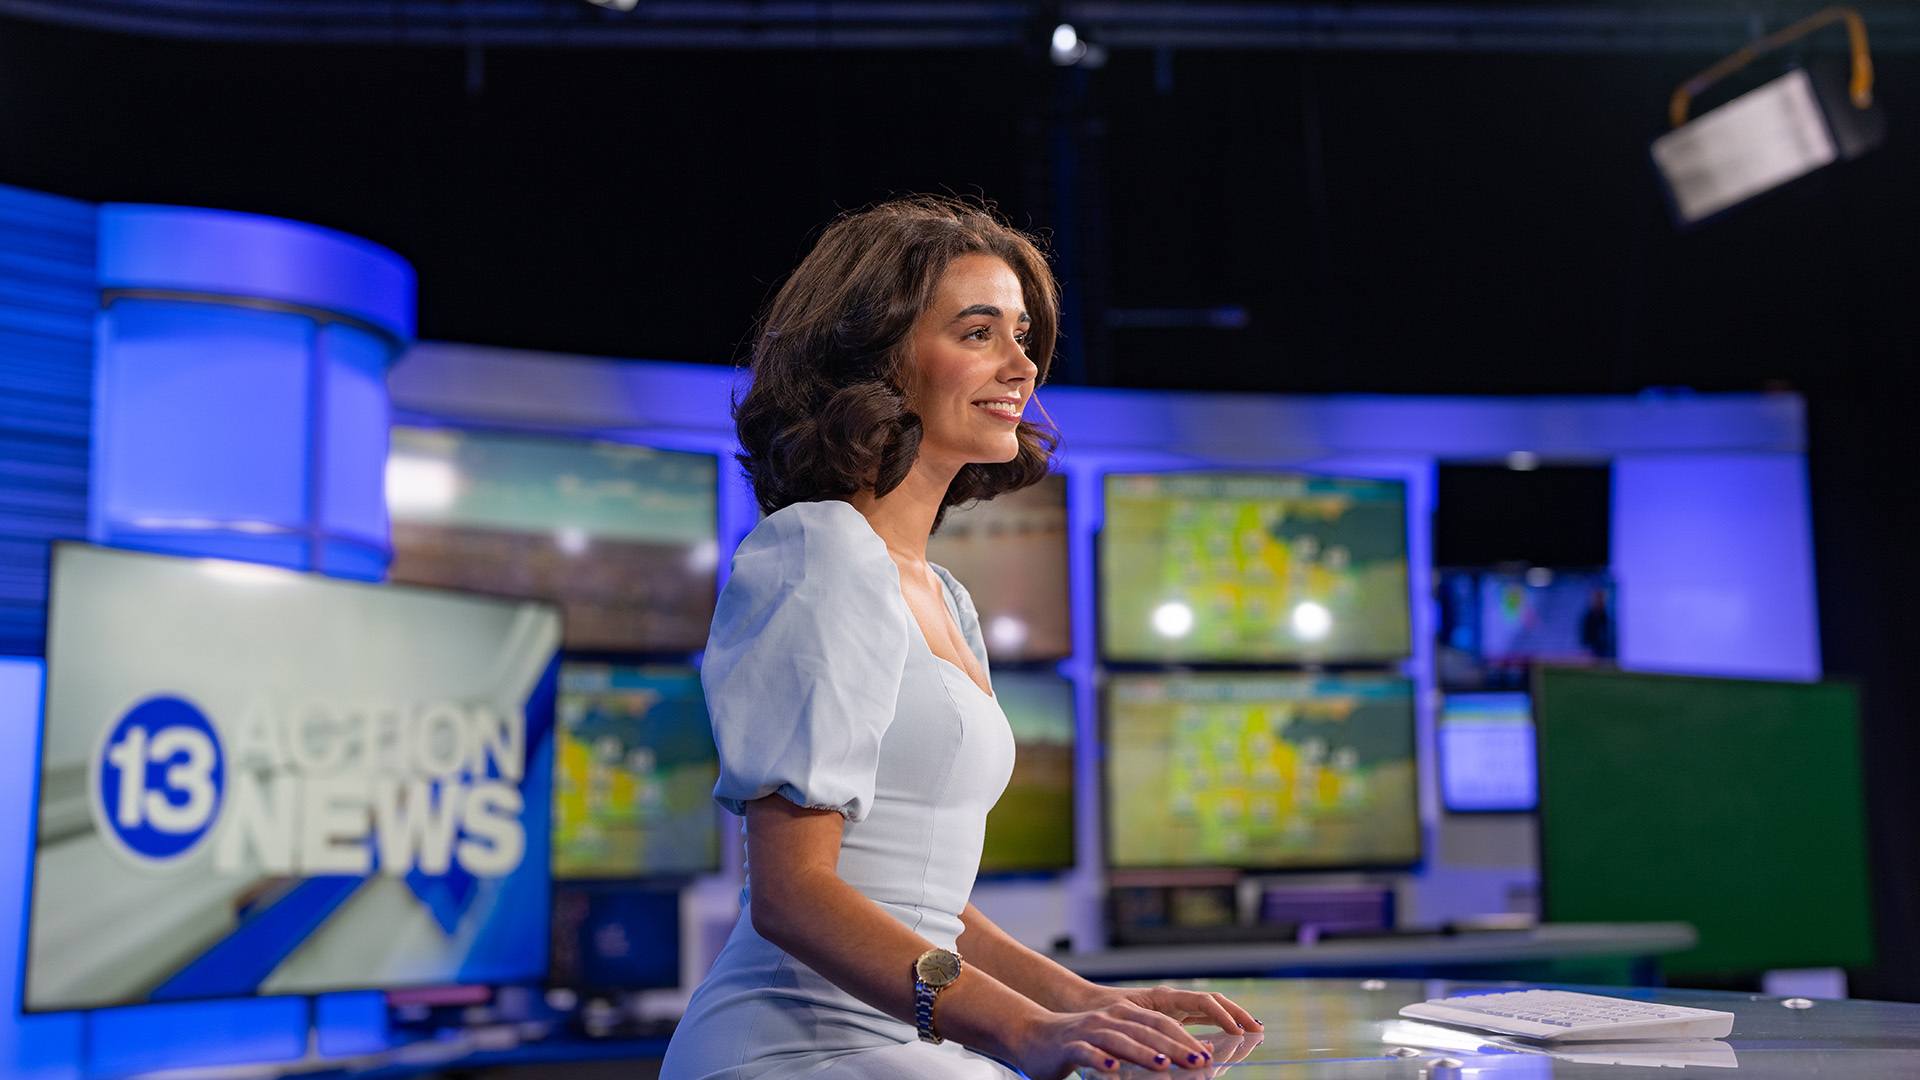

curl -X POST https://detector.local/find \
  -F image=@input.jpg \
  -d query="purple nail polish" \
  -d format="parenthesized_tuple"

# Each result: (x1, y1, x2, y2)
(1104, 1060, 1116, 1070)
(1187, 1053, 1200, 1064)
(1154, 1053, 1168, 1065)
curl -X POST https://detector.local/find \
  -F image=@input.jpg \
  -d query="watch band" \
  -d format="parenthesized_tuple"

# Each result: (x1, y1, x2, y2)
(912, 948, 961, 1044)
(914, 976, 942, 1044)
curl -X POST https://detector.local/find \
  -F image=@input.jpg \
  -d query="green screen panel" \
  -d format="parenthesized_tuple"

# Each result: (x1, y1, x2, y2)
(1536, 667, 1873, 979)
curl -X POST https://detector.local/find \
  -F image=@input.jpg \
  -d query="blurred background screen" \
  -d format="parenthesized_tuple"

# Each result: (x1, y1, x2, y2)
(386, 426, 719, 655)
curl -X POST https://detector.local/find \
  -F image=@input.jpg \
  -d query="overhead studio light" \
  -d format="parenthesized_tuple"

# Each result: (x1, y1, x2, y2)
(1049, 22, 1106, 68)
(1652, 6, 1885, 227)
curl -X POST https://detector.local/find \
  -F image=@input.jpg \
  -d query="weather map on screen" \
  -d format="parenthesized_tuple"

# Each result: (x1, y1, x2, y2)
(1100, 472, 1411, 664)
(386, 426, 719, 654)
(979, 672, 1075, 874)
(1105, 673, 1419, 870)
(552, 664, 718, 879)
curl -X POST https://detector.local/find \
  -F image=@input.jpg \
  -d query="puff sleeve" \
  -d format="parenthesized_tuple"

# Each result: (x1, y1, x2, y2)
(704, 500, 911, 823)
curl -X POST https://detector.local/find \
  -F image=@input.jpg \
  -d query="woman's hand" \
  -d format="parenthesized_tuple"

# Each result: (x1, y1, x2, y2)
(1072, 983, 1263, 1038)
(1011, 997, 1231, 1079)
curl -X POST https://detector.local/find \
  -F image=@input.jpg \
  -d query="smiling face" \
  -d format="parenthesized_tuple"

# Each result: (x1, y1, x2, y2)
(904, 252, 1041, 473)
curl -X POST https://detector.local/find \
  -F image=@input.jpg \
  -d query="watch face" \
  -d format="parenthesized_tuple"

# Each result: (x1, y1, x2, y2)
(915, 949, 962, 987)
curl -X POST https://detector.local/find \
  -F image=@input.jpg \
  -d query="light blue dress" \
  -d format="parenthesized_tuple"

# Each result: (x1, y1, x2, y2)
(660, 500, 1024, 1079)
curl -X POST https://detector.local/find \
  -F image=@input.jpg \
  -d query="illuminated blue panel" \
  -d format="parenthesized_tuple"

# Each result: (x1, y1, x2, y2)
(0, 184, 96, 657)
(98, 205, 414, 341)
(0, 659, 84, 1079)
(87, 998, 308, 1077)
(1613, 454, 1820, 680)
(95, 299, 312, 538)
(73, 204, 418, 1070)
(313, 992, 390, 1056)
(320, 322, 392, 551)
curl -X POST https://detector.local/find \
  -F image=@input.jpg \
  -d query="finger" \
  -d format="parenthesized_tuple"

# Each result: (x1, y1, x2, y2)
(1219, 1029, 1264, 1064)
(1108, 1019, 1210, 1069)
(1118, 1005, 1212, 1062)
(1089, 1027, 1174, 1071)
(1213, 991, 1263, 1032)
(1172, 990, 1244, 1034)
(1065, 1039, 1120, 1075)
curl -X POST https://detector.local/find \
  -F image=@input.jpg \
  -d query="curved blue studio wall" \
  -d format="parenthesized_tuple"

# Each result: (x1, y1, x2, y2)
(92, 204, 413, 579)
(0, 192, 413, 1078)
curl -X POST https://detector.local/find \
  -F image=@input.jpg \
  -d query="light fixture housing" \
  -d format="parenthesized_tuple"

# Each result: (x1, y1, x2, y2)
(1652, 5, 1885, 228)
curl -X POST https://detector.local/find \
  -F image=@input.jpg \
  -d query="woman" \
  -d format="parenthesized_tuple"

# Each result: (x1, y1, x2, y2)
(661, 197, 1262, 1079)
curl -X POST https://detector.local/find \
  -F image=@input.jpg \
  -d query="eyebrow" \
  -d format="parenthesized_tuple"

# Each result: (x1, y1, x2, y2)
(950, 304, 1031, 324)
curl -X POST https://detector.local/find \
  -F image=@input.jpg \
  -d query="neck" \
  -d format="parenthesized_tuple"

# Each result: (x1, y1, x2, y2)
(844, 456, 960, 567)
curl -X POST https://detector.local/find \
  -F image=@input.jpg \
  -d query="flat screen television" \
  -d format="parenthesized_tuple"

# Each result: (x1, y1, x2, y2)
(25, 543, 560, 1011)
(548, 883, 681, 992)
(926, 473, 1072, 662)
(978, 671, 1076, 875)
(1103, 672, 1420, 871)
(1099, 471, 1411, 664)
(1436, 567, 1615, 691)
(386, 426, 719, 655)
(1437, 692, 1537, 813)
(1536, 667, 1872, 979)
(552, 663, 719, 879)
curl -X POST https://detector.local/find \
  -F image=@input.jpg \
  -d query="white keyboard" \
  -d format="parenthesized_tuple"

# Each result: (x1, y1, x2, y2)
(1399, 989, 1736, 1042)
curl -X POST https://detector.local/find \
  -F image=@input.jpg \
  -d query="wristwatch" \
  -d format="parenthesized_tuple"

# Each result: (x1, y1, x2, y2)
(912, 947, 964, 1043)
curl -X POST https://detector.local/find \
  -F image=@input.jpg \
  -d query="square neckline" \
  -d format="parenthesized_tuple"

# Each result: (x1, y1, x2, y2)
(828, 499, 996, 701)
(916, 571, 996, 701)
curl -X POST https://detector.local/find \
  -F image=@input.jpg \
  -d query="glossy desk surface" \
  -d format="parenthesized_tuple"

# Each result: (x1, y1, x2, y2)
(1090, 978, 1920, 1079)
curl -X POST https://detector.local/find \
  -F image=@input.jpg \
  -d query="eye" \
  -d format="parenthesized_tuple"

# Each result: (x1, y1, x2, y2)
(964, 325, 993, 341)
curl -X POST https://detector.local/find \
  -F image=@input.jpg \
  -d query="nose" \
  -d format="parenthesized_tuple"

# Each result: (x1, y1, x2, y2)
(1002, 341, 1039, 382)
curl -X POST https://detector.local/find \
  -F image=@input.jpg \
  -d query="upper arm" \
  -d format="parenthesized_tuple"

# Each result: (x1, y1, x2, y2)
(743, 794, 848, 937)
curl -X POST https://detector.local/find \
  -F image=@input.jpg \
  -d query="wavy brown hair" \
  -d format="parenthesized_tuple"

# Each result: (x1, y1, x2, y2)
(733, 195, 1062, 532)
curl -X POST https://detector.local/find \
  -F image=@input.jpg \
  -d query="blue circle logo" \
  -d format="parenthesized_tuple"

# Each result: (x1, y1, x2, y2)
(92, 696, 226, 865)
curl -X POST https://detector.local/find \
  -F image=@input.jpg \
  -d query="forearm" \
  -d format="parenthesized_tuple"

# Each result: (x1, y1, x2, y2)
(755, 870, 1052, 1058)
(957, 902, 1104, 1012)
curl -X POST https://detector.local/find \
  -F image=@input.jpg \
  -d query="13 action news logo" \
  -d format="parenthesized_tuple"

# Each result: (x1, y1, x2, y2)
(90, 694, 528, 877)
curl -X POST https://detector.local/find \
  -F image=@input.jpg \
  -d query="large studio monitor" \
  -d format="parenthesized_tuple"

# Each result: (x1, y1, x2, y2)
(1104, 673, 1420, 872)
(926, 473, 1072, 663)
(25, 544, 561, 1011)
(1536, 667, 1873, 980)
(1100, 471, 1411, 665)
(978, 671, 1076, 875)
(386, 426, 719, 655)
(552, 663, 720, 880)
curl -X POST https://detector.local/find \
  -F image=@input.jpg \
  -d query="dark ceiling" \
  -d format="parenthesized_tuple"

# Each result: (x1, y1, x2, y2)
(1, 3, 1914, 400)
